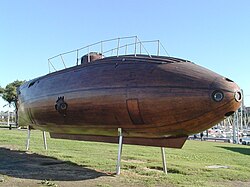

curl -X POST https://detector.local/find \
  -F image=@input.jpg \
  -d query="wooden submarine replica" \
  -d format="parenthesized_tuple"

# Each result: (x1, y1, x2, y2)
(17, 36, 242, 150)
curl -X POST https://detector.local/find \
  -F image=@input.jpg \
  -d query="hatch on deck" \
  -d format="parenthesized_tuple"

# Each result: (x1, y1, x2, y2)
(81, 52, 103, 64)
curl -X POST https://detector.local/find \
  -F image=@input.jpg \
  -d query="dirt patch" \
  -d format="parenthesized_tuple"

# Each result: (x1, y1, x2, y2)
(121, 159, 146, 164)
(143, 166, 164, 173)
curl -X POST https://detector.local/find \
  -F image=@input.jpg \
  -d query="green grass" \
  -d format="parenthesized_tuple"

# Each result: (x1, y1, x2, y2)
(0, 128, 249, 186)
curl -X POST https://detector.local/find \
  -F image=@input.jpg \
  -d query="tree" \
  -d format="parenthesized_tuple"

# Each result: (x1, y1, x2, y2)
(0, 86, 4, 94)
(1, 80, 25, 129)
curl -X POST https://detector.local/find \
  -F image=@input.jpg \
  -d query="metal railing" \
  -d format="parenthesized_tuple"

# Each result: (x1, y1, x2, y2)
(48, 36, 169, 73)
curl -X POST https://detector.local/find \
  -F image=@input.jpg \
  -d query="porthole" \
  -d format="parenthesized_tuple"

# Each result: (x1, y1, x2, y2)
(212, 91, 224, 102)
(234, 91, 242, 102)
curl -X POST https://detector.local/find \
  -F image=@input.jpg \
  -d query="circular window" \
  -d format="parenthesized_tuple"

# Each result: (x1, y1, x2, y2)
(234, 91, 242, 102)
(212, 91, 224, 102)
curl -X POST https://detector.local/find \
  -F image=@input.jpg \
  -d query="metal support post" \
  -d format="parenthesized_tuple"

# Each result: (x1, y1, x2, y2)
(161, 147, 167, 174)
(236, 110, 239, 143)
(233, 113, 236, 143)
(116, 128, 123, 175)
(240, 99, 243, 130)
(42, 131, 48, 150)
(233, 111, 239, 144)
(26, 126, 31, 150)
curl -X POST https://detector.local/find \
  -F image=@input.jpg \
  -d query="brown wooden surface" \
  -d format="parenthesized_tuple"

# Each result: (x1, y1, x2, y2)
(126, 98, 144, 125)
(18, 55, 242, 147)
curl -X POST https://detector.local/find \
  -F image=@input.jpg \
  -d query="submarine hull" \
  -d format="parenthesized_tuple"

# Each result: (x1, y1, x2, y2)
(18, 55, 241, 148)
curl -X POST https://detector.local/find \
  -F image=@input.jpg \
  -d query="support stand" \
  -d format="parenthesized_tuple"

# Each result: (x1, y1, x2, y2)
(161, 147, 167, 174)
(116, 128, 123, 175)
(43, 131, 48, 150)
(26, 126, 31, 150)
(114, 129, 167, 175)
(25, 126, 48, 151)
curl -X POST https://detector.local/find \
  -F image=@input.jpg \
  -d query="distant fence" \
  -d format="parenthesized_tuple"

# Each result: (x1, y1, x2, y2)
(0, 122, 17, 129)
(188, 136, 231, 143)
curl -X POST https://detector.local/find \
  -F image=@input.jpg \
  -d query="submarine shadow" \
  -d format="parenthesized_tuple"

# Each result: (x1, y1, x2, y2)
(0, 147, 108, 181)
(216, 146, 250, 156)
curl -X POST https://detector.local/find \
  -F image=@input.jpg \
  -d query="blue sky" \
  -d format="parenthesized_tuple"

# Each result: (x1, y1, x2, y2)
(0, 0, 249, 111)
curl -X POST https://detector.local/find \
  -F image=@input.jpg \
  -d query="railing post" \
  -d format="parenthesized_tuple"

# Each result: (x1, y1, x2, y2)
(88, 47, 90, 62)
(60, 55, 66, 68)
(140, 42, 142, 54)
(48, 59, 57, 72)
(101, 41, 103, 55)
(134, 36, 137, 56)
(76, 49, 79, 65)
(157, 40, 160, 56)
(48, 60, 51, 73)
(117, 38, 120, 57)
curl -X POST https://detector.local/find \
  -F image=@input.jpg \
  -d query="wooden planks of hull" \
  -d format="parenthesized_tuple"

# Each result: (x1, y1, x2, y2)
(18, 55, 242, 146)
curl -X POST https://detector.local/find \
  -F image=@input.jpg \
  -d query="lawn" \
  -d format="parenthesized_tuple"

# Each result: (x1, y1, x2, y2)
(0, 128, 249, 187)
